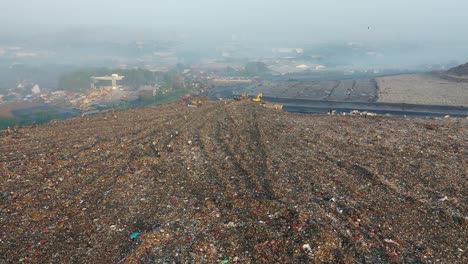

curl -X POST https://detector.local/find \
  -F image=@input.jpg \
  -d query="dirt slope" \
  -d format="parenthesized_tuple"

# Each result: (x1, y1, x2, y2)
(448, 62, 468, 76)
(1, 101, 467, 263)
(376, 74, 468, 106)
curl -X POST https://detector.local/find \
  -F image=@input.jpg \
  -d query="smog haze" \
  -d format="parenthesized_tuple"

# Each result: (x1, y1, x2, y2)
(2, 0, 468, 43)
(1, 0, 468, 84)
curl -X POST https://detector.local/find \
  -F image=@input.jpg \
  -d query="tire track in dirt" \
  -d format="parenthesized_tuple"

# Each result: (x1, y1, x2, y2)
(119, 105, 227, 263)
(174, 105, 236, 196)
(324, 80, 341, 100)
(249, 110, 275, 200)
(370, 78, 379, 102)
(31, 108, 199, 243)
(47, 114, 181, 205)
(349, 163, 467, 227)
(219, 105, 275, 200)
(278, 81, 302, 97)
(214, 112, 258, 197)
(2, 101, 466, 263)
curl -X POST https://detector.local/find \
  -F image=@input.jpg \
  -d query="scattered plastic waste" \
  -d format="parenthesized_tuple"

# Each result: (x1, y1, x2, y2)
(1, 101, 466, 263)
(438, 196, 448, 202)
(384, 238, 400, 246)
(218, 258, 231, 264)
(130, 232, 141, 240)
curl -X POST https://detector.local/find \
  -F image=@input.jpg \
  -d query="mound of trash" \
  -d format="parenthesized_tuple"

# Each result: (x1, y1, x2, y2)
(447, 62, 468, 76)
(1, 101, 466, 263)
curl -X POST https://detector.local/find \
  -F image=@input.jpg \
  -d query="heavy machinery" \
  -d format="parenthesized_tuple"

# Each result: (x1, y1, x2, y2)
(190, 99, 203, 106)
(250, 92, 283, 110)
(189, 96, 210, 107)
(263, 103, 283, 110)
(251, 92, 263, 102)
(79, 88, 110, 110)
(234, 92, 249, 101)
(79, 98, 92, 111)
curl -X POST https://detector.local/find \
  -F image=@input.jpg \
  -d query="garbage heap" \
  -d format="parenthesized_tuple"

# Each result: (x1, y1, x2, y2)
(1, 101, 467, 263)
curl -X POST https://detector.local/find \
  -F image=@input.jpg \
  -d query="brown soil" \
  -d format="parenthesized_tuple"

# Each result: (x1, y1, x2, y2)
(1, 101, 467, 263)
(376, 74, 468, 106)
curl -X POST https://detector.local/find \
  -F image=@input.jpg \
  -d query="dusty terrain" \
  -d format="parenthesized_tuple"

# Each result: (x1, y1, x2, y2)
(376, 74, 468, 106)
(1, 101, 467, 263)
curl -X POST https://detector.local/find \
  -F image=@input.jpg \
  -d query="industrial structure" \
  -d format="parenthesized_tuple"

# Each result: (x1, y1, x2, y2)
(91, 74, 125, 89)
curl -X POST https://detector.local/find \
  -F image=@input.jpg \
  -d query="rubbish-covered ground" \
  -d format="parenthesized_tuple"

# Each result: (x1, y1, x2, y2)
(1, 101, 467, 263)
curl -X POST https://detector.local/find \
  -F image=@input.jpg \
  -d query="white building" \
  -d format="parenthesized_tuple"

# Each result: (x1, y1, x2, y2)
(32, 84, 41, 95)
(296, 64, 310, 70)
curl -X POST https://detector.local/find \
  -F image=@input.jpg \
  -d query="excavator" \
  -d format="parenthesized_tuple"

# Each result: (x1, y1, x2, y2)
(234, 92, 249, 101)
(250, 92, 283, 110)
(251, 92, 263, 102)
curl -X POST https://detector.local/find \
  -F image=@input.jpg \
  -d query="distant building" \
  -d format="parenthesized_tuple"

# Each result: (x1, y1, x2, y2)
(366, 51, 383, 57)
(296, 64, 310, 70)
(272, 48, 304, 55)
(295, 48, 304, 54)
(6, 92, 22, 102)
(138, 86, 155, 101)
(91, 74, 125, 89)
(32, 84, 41, 95)
(222, 51, 232, 58)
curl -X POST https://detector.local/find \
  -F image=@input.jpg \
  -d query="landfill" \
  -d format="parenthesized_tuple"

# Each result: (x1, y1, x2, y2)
(1, 100, 467, 263)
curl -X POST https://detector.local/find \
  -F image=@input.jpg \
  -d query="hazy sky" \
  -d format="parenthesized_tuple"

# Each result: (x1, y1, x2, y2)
(2, 0, 468, 43)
